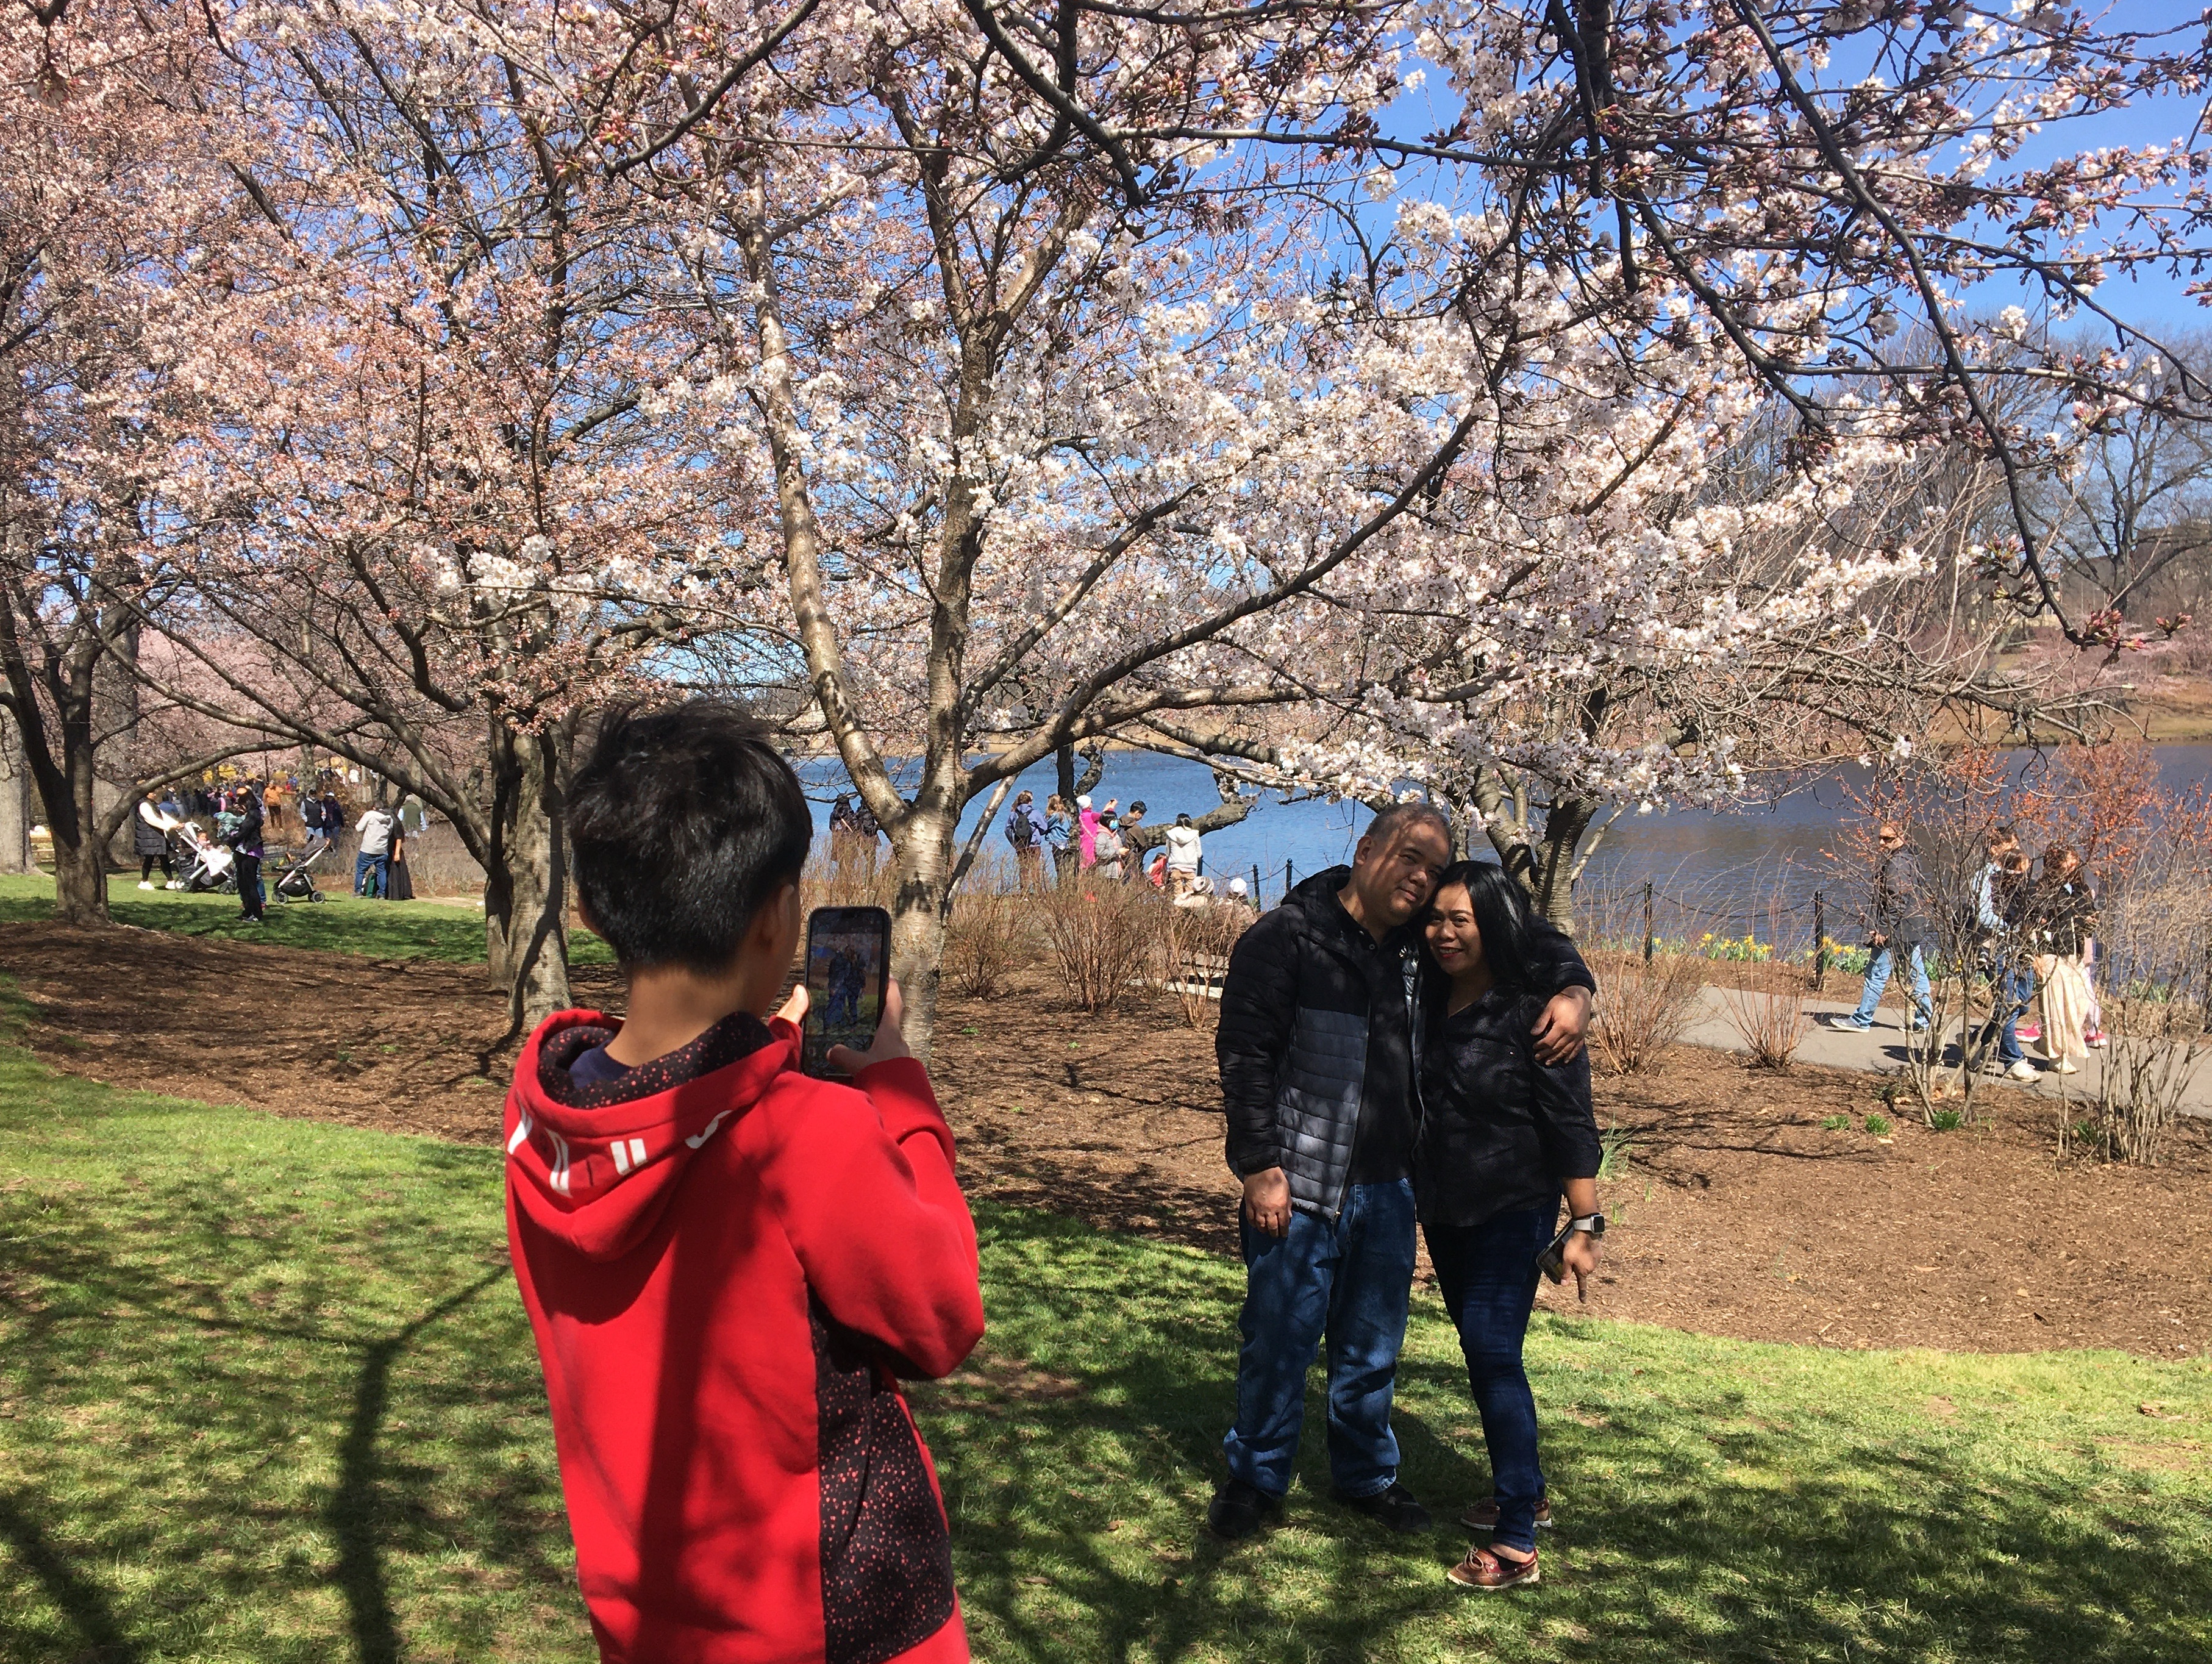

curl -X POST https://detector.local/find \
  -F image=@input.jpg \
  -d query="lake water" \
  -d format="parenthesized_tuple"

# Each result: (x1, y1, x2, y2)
(799, 745, 2212, 950)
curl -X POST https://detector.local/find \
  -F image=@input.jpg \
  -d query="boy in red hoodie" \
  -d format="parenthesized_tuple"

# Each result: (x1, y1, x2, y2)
(505, 700, 985, 1664)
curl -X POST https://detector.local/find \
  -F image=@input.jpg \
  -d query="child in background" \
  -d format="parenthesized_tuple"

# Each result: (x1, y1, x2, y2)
(504, 699, 984, 1664)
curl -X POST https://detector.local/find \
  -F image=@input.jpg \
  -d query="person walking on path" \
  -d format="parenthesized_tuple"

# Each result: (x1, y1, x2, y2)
(1415, 862, 1605, 1591)
(2028, 845, 2096, 1075)
(1004, 790, 1049, 890)
(134, 791, 179, 890)
(1972, 826, 2037, 1081)
(1046, 795, 1075, 884)
(227, 783, 266, 923)
(355, 802, 396, 899)
(1205, 805, 1596, 1544)
(1828, 821, 1932, 1033)
(1163, 813, 1204, 895)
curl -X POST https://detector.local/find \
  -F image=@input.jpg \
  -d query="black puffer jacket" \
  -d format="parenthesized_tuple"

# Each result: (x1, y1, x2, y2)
(1415, 984, 1600, 1230)
(1217, 867, 1596, 1221)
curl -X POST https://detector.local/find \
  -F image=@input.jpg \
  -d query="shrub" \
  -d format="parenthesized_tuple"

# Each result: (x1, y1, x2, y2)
(1864, 1113, 1893, 1136)
(1043, 882, 1158, 1013)
(945, 887, 1024, 1000)
(1152, 898, 1251, 1029)
(1929, 1108, 1963, 1132)
(1720, 965, 1810, 1070)
(1589, 948, 1705, 1076)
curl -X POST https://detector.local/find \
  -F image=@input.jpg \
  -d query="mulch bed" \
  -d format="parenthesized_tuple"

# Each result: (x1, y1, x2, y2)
(10, 921, 2210, 1359)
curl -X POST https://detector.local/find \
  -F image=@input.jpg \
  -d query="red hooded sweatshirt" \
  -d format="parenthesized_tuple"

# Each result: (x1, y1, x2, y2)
(505, 1006, 985, 1664)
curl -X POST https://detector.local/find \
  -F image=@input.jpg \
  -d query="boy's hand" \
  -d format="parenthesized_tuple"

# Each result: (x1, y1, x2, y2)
(775, 984, 808, 1027)
(827, 979, 912, 1076)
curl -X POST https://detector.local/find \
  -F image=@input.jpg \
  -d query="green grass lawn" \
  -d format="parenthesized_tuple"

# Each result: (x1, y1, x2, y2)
(0, 872, 611, 966)
(2, 1012, 2208, 1662)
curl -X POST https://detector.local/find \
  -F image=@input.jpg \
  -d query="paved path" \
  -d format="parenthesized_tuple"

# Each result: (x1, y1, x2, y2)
(1675, 984, 2212, 1116)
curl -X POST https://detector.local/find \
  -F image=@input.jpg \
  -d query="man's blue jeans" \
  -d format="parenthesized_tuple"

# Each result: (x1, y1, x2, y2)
(1853, 944, 1931, 1026)
(1425, 1204, 1558, 1554)
(1223, 1179, 1416, 1500)
(354, 852, 388, 898)
(1983, 963, 2032, 1065)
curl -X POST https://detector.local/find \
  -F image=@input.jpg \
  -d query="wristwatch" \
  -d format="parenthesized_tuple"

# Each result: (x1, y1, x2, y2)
(1568, 1213, 1607, 1238)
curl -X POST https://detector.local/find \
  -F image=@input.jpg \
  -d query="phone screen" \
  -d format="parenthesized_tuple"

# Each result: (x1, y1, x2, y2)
(802, 906, 891, 1077)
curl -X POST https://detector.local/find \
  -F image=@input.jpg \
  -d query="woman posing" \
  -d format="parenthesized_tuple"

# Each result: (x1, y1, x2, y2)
(1417, 862, 1604, 1591)
(2029, 844, 2096, 1075)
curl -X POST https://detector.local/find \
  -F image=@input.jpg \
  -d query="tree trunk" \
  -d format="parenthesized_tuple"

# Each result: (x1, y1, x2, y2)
(1529, 796, 1596, 934)
(887, 806, 955, 1060)
(0, 709, 33, 874)
(51, 735, 107, 925)
(483, 721, 572, 1030)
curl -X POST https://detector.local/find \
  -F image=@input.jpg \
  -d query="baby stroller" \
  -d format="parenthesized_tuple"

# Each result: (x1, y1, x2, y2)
(271, 841, 330, 904)
(172, 822, 238, 894)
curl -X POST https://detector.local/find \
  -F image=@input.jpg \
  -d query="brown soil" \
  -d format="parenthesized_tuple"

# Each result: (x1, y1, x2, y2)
(12, 922, 2211, 1359)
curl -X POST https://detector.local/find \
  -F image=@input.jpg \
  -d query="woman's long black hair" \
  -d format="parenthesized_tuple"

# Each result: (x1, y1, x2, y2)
(1426, 860, 1547, 990)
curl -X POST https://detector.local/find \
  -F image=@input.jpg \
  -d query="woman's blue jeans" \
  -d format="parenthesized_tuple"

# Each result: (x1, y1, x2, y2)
(1425, 1204, 1558, 1552)
(1222, 1179, 1416, 1501)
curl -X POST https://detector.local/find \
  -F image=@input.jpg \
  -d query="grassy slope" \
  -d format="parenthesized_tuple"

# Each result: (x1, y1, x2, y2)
(1, 1013, 2209, 1660)
(0, 872, 611, 965)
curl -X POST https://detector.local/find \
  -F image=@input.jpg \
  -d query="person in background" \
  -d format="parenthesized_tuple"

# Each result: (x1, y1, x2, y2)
(1092, 810, 1127, 880)
(1163, 813, 1204, 896)
(1172, 873, 1217, 910)
(228, 782, 266, 924)
(1828, 821, 1932, 1035)
(134, 790, 179, 890)
(828, 795, 866, 865)
(1206, 805, 1596, 1544)
(1004, 789, 1048, 891)
(355, 801, 396, 898)
(1223, 875, 1257, 915)
(1971, 825, 2036, 1081)
(2029, 844, 2096, 1076)
(1077, 795, 1101, 868)
(1416, 862, 1604, 1591)
(1996, 850, 2039, 1044)
(386, 812, 417, 901)
(1045, 795, 1075, 884)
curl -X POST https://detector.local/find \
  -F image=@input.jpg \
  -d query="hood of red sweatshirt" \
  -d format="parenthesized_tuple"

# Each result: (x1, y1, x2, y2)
(505, 1008, 799, 1263)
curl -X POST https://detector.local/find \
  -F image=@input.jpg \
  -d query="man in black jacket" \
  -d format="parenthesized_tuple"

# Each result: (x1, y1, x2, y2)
(1208, 804, 1596, 1540)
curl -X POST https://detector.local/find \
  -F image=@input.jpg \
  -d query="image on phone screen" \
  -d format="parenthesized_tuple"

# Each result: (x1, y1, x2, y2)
(803, 907, 890, 1077)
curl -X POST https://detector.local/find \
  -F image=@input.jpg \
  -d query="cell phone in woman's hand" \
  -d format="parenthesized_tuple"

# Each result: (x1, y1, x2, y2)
(1535, 1218, 1575, 1285)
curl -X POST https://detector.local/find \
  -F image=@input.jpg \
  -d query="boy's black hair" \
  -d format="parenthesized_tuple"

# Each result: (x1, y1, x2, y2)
(569, 699, 813, 973)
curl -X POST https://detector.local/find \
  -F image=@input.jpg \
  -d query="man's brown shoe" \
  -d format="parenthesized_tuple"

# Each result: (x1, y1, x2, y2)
(1459, 1496, 1553, 1532)
(1447, 1544, 1540, 1590)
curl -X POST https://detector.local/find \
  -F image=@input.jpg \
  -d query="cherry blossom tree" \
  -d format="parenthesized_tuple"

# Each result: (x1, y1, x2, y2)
(128, 2, 772, 1024)
(0, 0, 272, 922)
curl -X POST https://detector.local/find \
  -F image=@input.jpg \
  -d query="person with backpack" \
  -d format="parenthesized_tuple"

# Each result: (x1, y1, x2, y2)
(1004, 790, 1048, 890)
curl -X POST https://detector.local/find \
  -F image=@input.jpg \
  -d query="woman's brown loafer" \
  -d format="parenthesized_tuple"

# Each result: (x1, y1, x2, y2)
(1447, 1545, 1540, 1590)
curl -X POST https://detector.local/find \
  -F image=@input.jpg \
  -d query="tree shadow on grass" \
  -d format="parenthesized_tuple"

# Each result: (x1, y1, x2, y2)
(930, 1205, 2212, 1663)
(0, 1485, 142, 1663)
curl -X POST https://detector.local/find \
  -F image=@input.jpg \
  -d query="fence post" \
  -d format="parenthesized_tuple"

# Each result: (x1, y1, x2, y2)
(1813, 890, 1827, 991)
(1642, 882, 1654, 963)
(1286, 859, 1294, 899)
(1252, 863, 1261, 905)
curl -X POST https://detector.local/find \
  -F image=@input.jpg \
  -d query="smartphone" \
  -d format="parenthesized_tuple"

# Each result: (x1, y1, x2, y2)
(802, 905, 891, 1078)
(1535, 1217, 1575, 1285)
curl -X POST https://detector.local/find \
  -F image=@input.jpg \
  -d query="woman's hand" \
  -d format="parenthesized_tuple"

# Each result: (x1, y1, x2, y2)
(1560, 1230, 1602, 1302)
